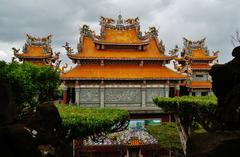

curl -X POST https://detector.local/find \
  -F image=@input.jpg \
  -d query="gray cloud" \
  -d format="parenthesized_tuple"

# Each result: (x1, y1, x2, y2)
(0, 0, 239, 64)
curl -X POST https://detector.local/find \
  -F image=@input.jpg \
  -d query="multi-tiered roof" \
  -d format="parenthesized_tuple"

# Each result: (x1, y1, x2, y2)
(61, 15, 185, 81)
(174, 38, 219, 89)
(13, 34, 60, 66)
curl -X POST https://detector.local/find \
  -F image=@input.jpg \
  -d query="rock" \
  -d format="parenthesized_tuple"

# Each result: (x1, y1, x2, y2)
(23, 101, 62, 145)
(0, 81, 71, 157)
(0, 124, 42, 157)
(187, 131, 240, 157)
(210, 46, 240, 130)
(0, 81, 17, 125)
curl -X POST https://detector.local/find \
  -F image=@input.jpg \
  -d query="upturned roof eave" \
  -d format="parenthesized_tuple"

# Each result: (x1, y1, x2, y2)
(14, 53, 51, 59)
(176, 57, 217, 62)
(67, 54, 174, 61)
(60, 77, 186, 81)
(191, 68, 211, 70)
(93, 39, 150, 46)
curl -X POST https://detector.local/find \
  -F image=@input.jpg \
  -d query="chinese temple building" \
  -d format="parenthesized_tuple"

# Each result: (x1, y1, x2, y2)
(174, 38, 219, 96)
(13, 34, 60, 66)
(60, 15, 186, 108)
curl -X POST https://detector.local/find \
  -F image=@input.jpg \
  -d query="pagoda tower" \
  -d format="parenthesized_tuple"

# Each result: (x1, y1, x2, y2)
(13, 34, 60, 66)
(174, 37, 219, 96)
(61, 15, 186, 107)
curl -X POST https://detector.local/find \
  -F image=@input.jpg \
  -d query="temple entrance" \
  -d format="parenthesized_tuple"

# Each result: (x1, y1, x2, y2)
(169, 87, 175, 97)
(128, 148, 141, 157)
(180, 86, 189, 96)
(67, 87, 75, 104)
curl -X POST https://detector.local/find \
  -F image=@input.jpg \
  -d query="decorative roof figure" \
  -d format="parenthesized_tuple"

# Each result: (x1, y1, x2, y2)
(116, 14, 124, 27)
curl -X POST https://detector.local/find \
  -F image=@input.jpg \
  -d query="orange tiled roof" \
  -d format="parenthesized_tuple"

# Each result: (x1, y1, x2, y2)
(68, 37, 171, 60)
(175, 57, 186, 62)
(191, 64, 211, 70)
(60, 64, 186, 80)
(31, 62, 47, 66)
(127, 138, 143, 146)
(101, 28, 142, 44)
(189, 49, 217, 60)
(187, 81, 212, 89)
(14, 45, 51, 58)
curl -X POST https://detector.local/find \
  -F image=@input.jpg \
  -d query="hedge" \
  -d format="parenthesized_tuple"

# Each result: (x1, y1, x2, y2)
(56, 104, 129, 140)
(153, 96, 218, 131)
(146, 123, 182, 151)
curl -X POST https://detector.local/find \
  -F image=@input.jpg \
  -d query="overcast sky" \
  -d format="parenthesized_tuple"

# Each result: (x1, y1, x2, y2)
(0, 0, 239, 64)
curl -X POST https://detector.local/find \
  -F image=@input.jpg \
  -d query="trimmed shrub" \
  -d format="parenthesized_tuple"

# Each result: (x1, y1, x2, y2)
(56, 104, 129, 140)
(153, 96, 218, 131)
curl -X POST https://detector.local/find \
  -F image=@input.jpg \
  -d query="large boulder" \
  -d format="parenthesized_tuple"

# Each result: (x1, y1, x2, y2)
(0, 81, 70, 157)
(187, 131, 240, 157)
(210, 46, 240, 130)
(0, 81, 17, 125)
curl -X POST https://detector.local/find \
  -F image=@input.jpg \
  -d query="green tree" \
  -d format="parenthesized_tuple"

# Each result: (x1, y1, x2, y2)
(0, 61, 60, 116)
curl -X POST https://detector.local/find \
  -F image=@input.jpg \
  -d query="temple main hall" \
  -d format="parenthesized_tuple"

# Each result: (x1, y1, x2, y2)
(60, 15, 186, 108)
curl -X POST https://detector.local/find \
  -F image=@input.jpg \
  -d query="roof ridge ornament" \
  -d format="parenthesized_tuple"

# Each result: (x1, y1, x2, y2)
(62, 42, 73, 54)
(100, 15, 140, 31)
(80, 25, 93, 37)
(61, 63, 68, 73)
(116, 14, 123, 26)
(183, 37, 206, 49)
(182, 37, 208, 56)
(100, 16, 115, 26)
(12, 47, 20, 54)
(146, 27, 158, 37)
(26, 34, 52, 46)
(169, 45, 179, 56)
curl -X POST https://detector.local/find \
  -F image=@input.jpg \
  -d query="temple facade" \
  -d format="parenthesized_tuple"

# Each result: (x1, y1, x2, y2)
(174, 38, 219, 96)
(60, 15, 186, 108)
(12, 16, 219, 105)
(13, 34, 60, 66)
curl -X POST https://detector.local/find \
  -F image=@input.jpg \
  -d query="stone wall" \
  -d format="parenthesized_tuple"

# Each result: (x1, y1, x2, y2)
(79, 88, 100, 107)
(105, 88, 141, 104)
(146, 88, 165, 107)
(76, 85, 169, 108)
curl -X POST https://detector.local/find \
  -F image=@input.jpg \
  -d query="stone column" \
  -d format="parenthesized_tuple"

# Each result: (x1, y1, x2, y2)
(189, 91, 192, 96)
(141, 81, 146, 108)
(69, 88, 73, 104)
(100, 87, 105, 108)
(175, 85, 180, 96)
(196, 91, 201, 96)
(63, 84, 68, 104)
(209, 90, 213, 96)
(100, 80, 105, 108)
(75, 85, 80, 106)
(141, 88, 146, 108)
(164, 84, 169, 98)
(169, 114, 172, 122)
